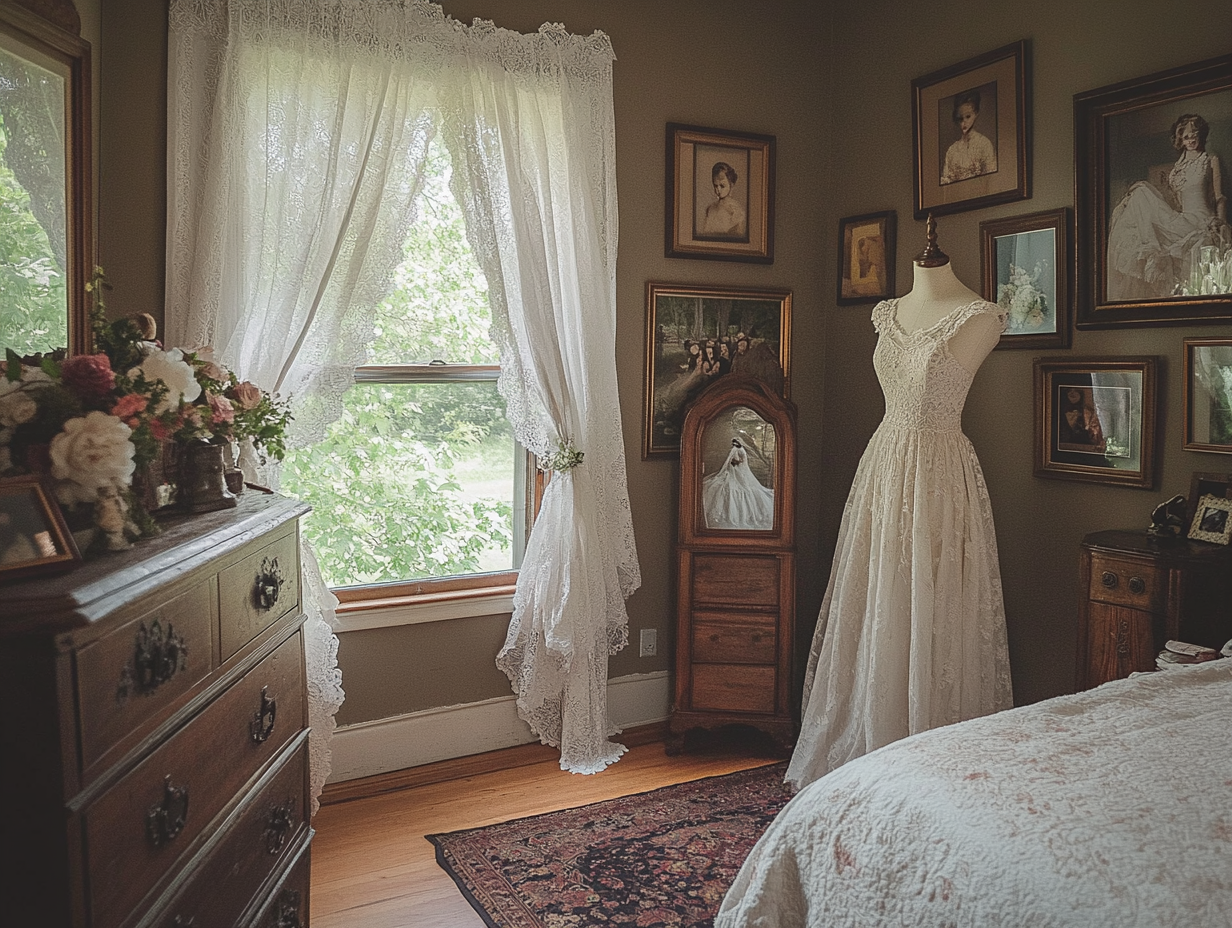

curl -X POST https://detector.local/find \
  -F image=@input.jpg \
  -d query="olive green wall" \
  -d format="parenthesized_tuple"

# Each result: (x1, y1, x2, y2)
(95, 1, 1232, 731)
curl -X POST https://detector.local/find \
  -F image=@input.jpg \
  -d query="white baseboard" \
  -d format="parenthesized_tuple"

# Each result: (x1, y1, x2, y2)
(326, 670, 672, 783)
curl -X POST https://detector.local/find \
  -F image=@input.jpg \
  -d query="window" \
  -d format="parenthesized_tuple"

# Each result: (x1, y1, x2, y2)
(279, 137, 531, 600)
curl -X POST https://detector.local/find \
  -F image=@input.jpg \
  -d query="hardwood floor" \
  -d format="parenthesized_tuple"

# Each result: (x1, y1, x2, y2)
(309, 737, 785, 928)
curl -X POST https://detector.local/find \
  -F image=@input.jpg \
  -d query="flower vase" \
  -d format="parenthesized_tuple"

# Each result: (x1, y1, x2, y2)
(178, 441, 238, 514)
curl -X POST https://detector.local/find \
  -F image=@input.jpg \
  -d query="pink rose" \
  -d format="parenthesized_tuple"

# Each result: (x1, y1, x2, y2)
(111, 393, 149, 420)
(207, 393, 235, 425)
(230, 381, 263, 410)
(60, 353, 116, 404)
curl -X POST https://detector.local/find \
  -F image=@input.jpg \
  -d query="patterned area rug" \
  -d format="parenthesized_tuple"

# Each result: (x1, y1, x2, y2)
(428, 762, 792, 928)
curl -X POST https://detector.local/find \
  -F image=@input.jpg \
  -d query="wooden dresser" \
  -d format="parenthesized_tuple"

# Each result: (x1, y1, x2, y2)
(1, 493, 313, 928)
(1077, 529, 1232, 689)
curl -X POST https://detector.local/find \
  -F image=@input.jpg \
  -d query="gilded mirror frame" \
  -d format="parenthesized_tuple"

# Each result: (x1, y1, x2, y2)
(0, 0, 92, 356)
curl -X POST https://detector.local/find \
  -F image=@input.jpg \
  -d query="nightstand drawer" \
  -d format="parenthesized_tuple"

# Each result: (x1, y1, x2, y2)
(1088, 553, 1166, 612)
(691, 553, 780, 608)
(693, 615, 776, 664)
(84, 630, 305, 928)
(219, 529, 301, 661)
(76, 580, 217, 781)
(691, 663, 776, 713)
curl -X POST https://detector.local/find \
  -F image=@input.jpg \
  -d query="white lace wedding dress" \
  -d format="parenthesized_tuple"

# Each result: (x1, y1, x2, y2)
(702, 443, 774, 530)
(787, 298, 1014, 790)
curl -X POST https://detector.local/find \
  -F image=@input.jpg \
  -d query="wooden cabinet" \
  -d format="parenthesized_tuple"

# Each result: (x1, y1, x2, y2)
(1077, 529, 1232, 689)
(671, 378, 796, 751)
(0, 493, 312, 928)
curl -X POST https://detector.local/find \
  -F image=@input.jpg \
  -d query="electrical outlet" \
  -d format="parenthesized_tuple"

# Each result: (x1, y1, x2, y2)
(639, 628, 657, 657)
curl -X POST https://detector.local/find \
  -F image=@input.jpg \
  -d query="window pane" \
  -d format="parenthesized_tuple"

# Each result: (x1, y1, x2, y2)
(280, 380, 515, 588)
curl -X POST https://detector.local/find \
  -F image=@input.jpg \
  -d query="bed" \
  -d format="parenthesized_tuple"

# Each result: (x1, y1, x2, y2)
(716, 660, 1232, 928)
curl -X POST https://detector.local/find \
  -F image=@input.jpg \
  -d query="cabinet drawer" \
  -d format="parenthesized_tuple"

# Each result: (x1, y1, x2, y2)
(691, 664, 776, 713)
(76, 579, 217, 781)
(253, 840, 311, 928)
(1088, 554, 1166, 612)
(693, 615, 776, 664)
(84, 630, 305, 928)
(219, 529, 301, 661)
(155, 740, 309, 928)
(691, 554, 780, 608)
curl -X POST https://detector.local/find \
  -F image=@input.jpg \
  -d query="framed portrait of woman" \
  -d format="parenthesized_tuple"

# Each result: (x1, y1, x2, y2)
(1075, 53, 1232, 328)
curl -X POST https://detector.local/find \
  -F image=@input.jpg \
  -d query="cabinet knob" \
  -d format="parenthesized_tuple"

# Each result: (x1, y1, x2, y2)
(1128, 576, 1146, 595)
(1101, 571, 1118, 589)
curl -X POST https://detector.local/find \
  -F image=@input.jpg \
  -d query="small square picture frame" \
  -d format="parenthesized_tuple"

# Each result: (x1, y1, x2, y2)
(837, 210, 896, 305)
(0, 474, 81, 582)
(1188, 493, 1232, 544)
(1186, 471, 1232, 527)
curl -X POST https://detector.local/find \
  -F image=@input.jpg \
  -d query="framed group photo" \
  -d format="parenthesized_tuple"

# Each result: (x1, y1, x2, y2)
(979, 207, 1071, 349)
(911, 40, 1030, 219)
(0, 475, 81, 581)
(643, 282, 791, 458)
(1033, 356, 1158, 489)
(1074, 53, 1232, 328)
(1183, 337, 1232, 453)
(837, 210, 896, 305)
(665, 123, 776, 264)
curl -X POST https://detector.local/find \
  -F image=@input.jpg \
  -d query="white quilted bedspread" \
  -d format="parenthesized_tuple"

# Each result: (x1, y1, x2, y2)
(717, 661, 1232, 928)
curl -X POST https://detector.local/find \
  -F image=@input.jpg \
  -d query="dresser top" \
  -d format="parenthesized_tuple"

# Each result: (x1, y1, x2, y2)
(1082, 528, 1232, 564)
(0, 493, 310, 637)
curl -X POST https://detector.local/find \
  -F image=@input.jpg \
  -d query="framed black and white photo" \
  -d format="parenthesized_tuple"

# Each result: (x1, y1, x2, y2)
(1188, 493, 1232, 544)
(911, 41, 1030, 219)
(837, 211, 896, 305)
(1075, 53, 1232, 328)
(1033, 357, 1158, 489)
(665, 124, 775, 263)
(0, 475, 81, 582)
(980, 208, 1071, 349)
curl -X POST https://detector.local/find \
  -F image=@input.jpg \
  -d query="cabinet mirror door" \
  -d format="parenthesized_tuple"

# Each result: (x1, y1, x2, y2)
(0, 0, 91, 357)
(699, 404, 777, 532)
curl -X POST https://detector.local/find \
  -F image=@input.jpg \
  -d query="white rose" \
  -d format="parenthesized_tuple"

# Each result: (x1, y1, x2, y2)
(0, 387, 38, 427)
(49, 411, 136, 505)
(131, 347, 201, 413)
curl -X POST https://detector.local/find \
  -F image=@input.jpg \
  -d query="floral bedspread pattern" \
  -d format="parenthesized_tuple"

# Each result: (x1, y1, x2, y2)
(718, 661, 1232, 928)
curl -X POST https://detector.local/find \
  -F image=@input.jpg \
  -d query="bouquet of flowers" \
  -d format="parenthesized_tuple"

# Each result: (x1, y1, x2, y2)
(0, 268, 290, 551)
(997, 261, 1050, 335)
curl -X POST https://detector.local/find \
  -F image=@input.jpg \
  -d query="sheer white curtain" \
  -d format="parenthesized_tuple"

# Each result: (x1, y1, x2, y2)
(442, 24, 640, 774)
(166, 0, 639, 784)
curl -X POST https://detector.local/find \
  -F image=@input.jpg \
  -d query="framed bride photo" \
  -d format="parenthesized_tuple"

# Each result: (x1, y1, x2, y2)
(1075, 53, 1232, 328)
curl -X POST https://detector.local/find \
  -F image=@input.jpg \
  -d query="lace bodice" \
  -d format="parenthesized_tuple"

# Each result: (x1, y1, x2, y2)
(872, 298, 1006, 432)
(1168, 151, 1216, 219)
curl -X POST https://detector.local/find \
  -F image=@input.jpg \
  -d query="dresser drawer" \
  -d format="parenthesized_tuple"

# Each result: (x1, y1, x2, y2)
(252, 840, 311, 928)
(691, 663, 776, 713)
(76, 580, 217, 781)
(691, 553, 780, 608)
(219, 529, 301, 661)
(84, 630, 305, 928)
(155, 739, 309, 928)
(1088, 553, 1166, 612)
(692, 614, 776, 664)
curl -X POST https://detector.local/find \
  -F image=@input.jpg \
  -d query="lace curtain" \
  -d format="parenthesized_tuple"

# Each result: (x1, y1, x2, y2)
(166, 0, 640, 783)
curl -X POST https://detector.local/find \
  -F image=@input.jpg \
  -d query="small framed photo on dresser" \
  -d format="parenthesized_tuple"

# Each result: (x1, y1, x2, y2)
(0, 475, 81, 582)
(1188, 494, 1232, 544)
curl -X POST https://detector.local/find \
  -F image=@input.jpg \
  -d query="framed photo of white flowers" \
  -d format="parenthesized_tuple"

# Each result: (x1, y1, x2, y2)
(980, 207, 1071, 350)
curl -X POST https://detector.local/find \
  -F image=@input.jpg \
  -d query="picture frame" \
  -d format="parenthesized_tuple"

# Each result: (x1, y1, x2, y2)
(1074, 53, 1232, 328)
(1033, 356, 1158, 488)
(837, 210, 896, 305)
(665, 123, 776, 264)
(911, 40, 1030, 219)
(1187, 493, 1232, 544)
(1183, 337, 1232, 453)
(0, 474, 81, 582)
(980, 207, 1072, 349)
(644, 282, 791, 458)
(1186, 471, 1232, 528)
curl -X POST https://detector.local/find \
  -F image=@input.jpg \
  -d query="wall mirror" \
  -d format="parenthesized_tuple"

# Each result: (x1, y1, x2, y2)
(699, 405, 778, 531)
(0, 0, 91, 357)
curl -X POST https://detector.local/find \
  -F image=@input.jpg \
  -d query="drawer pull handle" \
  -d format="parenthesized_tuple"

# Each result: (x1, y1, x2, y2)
(250, 686, 278, 743)
(254, 556, 285, 611)
(1128, 576, 1146, 595)
(1101, 571, 1119, 589)
(146, 775, 190, 847)
(268, 888, 303, 928)
(172, 917, 195, 927)
(117, 619, 188, 702)
(264, 801, 295, 855)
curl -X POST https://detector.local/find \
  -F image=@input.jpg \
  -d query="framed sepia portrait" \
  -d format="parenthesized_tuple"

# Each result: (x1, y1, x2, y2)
(1183, 337, 1232, 453)
(837, 210, 896, 305)
(665, 123, 776, 264)
(643, 282, 791, 458)
(911, 40, 1030, 219)
(0, 474, 81, 582)
(1033, 356, 1158, 489)
(1075, 53, 1232, 328)
(979, 207, 1072, 349)
(1188, 493, 1232, 544)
